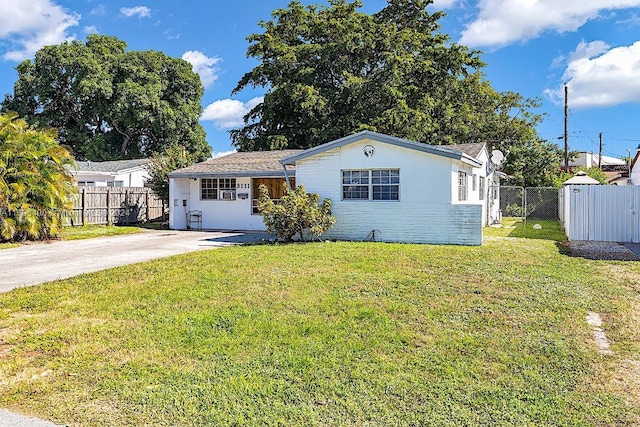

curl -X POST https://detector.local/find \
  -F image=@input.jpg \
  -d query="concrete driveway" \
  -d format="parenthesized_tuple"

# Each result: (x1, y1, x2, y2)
(0, 229, 267, 293)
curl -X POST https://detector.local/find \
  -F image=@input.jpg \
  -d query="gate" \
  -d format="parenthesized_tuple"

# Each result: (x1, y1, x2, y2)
(498, 186, 559, 221)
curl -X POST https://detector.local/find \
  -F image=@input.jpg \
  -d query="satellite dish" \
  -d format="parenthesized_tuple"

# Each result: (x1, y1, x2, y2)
(491, 150, 505, 166)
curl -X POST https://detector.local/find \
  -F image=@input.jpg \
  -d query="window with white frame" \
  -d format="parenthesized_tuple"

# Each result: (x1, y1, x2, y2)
(219, 178, 236, 200)
(479, 176, 485, 200)
(342, 169, 399, 201)
(201, 178, 218, 199)
(458, 171, 467, 201)
(472, 174, 477, 191)
(201, 178, 237, 200)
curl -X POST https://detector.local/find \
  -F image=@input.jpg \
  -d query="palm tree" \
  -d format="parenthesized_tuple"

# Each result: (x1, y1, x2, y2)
(0, 112, 75, 241)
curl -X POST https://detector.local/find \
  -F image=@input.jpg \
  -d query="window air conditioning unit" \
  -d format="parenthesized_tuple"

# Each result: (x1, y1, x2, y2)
(220, 190, 236, 200)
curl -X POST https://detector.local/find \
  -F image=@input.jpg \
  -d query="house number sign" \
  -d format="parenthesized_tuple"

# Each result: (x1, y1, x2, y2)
(363, 145, 375, 158)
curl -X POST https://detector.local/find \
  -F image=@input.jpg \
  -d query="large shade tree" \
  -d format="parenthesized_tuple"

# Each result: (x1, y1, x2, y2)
(2, 35, 210, 162)
(232, 0, 562, 186)
(0, 112, 75, 242)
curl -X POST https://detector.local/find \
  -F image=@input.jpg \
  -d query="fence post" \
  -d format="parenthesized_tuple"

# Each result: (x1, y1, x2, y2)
(523, 189, 527, 225)
(125, 189, 129, 225)
(81, 187, 87, 226)
(106, 188, 111, 226)
(145, 190, 150, 223)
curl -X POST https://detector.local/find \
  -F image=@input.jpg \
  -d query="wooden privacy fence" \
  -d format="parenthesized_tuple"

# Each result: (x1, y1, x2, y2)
(67, 187, 166, 226)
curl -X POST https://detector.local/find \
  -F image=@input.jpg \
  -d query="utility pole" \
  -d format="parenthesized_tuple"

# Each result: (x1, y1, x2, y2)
(598, 132, 603, 169)
(564, 85, 569, 172)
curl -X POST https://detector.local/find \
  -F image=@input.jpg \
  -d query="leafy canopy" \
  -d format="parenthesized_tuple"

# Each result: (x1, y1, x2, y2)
(233, 0, 563, 186)
(0, 112, 75, 242)
(2, 35, 211, 162)
(257, 183, 335, 241)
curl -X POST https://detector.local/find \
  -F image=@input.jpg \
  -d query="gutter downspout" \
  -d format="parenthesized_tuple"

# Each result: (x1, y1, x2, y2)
(282, 163, 292, 189)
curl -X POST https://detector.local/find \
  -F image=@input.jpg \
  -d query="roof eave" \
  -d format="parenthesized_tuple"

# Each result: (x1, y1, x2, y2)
(169, 170, 294, 179)
(281, 131, 483, 167)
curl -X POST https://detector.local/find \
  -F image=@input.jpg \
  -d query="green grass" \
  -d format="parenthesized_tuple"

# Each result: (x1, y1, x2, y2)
(0, 242, 20, 249)
(59, 224, 146, 241)
(0, 237, 638, 426)
(484, 217, 566, 241)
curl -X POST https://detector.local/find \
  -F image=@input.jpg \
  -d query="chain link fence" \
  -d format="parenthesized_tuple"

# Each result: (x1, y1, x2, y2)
(498, 186, 559, 221)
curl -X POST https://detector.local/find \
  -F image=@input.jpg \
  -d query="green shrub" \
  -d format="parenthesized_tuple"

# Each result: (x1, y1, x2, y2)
(0, 113, 75, 241)
(257, 183, 335, 242)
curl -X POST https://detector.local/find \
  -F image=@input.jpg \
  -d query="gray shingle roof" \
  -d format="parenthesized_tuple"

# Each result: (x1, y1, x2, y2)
(447, 142, 486, 159)
(73, 158, 150, 173)
(169, 150, 303, 178)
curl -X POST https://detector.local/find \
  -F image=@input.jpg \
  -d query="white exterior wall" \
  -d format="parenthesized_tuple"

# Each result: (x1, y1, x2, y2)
(295, 139, 482, 245)
(75, 168, 148, 187)
(169, 176, 268, 231)
(114, 169, 148, 187)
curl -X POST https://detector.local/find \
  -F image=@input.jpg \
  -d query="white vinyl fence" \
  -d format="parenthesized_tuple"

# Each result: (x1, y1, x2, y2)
(560, 185, 640, 243)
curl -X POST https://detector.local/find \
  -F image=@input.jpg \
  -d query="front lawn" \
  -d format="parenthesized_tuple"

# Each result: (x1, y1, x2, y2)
(0, 237, 638, 425)
(60, 224, 146, 240)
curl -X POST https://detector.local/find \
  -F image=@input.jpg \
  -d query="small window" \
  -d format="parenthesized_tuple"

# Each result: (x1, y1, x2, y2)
(371, 169, 399, 201)
(472, 174, 477, 192)
(219, 178, 236, 200)
(78, 181, 95, 187)
(201, 178, 218, 200)
(479, 176, 485, 200)
(107, 181, 124, 188)
(342, 170, 369, 200)
(458, 171, 467, 201)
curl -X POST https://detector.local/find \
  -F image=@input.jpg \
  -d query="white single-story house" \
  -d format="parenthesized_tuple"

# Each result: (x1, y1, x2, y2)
(70, 159, 151, 187)
(168, 131, 503, 245)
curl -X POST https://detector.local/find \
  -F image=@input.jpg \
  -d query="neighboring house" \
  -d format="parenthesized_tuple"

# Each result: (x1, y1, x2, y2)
(71, 159, 151, 187)
(604, 171, 629, 186)
(169, 132, 503, 245)
(569, 151, 627, 171)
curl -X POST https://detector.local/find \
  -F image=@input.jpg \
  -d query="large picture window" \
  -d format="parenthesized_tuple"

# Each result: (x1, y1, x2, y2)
(342, 169, 399, 201)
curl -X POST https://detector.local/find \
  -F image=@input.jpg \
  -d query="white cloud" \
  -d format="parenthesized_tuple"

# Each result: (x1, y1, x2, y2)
(201, 97, 264, 129)
(120, 6, 151, 18)
(544, 40, 640, 108)
(212, 150, 237, 159)
(0, 0, 79, 61)
(181, 51, 221, 88)
(430, 0, 458, 9)
(84, 25, 99, 35)
(90, 4, 106, 16)
(460, 0, 640, 48)
(568, 40, 610, 62)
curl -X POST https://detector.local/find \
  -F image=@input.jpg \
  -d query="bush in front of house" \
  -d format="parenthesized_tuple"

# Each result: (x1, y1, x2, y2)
(257, 183, 335, 242)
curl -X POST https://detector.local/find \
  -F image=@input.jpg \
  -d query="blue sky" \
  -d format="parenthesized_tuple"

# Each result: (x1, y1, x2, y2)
(1, 1, 639, 160)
